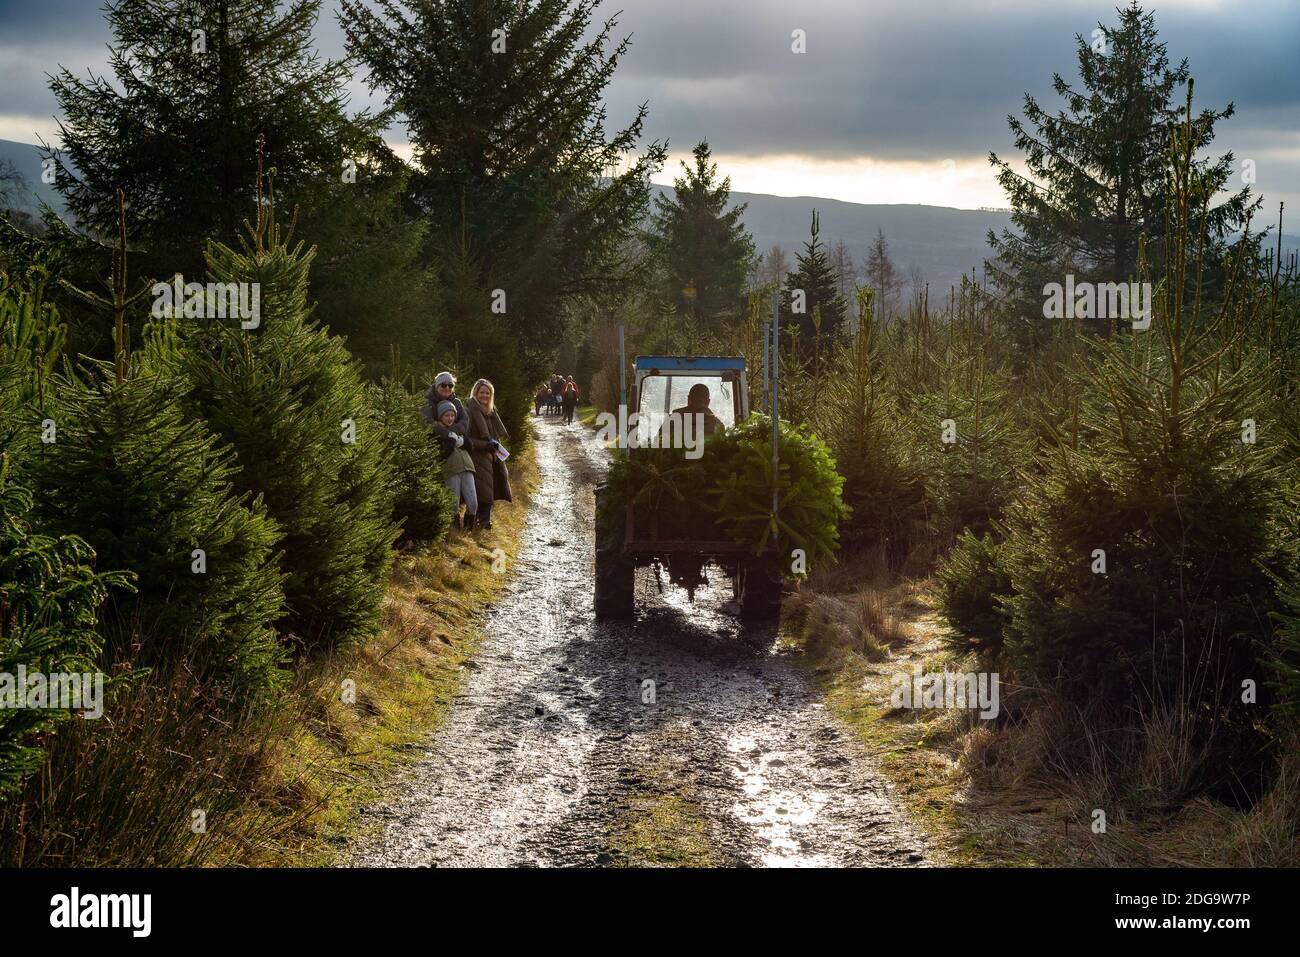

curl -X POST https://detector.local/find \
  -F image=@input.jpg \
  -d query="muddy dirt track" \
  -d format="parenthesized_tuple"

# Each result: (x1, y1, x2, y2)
(345, 417, 925, 867)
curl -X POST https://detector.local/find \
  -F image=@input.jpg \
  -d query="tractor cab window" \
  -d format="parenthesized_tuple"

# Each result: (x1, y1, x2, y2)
(636, 374, 736, 445)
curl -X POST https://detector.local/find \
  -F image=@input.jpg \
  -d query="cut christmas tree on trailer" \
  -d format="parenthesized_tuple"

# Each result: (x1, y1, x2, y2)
(594, 350, 847, 621)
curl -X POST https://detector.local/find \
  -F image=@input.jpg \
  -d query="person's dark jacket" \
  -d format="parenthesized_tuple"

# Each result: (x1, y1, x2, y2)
(466, 400, 513, 505)
(671, 404, 723, 436)
(430, 423, 459, 461)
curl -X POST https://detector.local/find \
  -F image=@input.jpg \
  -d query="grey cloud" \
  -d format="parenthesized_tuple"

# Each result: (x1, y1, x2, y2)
(0, 43, 110, 117)
(0, 0, 112, 44)
(0, 0, 1295, 208)
(602, 0, 1299, 162)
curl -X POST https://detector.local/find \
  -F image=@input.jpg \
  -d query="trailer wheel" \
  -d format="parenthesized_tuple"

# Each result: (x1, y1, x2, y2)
(738, 554, 784, 620)
(594, 484, 634, 619)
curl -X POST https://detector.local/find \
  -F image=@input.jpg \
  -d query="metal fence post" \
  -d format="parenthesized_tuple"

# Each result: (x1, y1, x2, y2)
(771, 292, 779, 544)
(618, 324, 626, 453)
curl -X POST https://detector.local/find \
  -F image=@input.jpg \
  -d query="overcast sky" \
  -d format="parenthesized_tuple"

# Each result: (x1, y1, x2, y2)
(1, 0, 1296, 216)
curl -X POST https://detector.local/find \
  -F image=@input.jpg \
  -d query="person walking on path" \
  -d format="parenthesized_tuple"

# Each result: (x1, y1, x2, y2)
(466, 378, 512, 530)
(432, 401, 478, 529)
(550, 374, 564, 414)
(561, 376, 580, 425)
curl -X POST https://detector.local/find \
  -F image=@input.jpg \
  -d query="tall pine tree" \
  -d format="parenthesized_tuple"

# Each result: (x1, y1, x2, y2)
(644, 142, 755, 334)
(48, 0, 433, 366)
(994, 95, 1284, 729)
(169, 171, 400, 651)
(341, 0, 666, 372)
(986, 3, 1255, 342)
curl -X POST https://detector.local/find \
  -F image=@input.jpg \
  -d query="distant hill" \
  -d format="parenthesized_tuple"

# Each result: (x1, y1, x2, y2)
(4, 139, 1294, 290)
(651, 183, 1300, 295)
(0, 141, 1033, 290)
(0, 138, 65, 217)
(651, 183, 1013, 294)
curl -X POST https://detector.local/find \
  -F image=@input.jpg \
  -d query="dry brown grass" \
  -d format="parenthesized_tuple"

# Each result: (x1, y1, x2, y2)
(225, 439, 541, 865)
(793, 554, 1300, 868)
(791, 549, 923, 662)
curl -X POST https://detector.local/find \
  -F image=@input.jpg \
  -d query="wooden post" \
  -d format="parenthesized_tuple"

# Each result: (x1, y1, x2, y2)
(618, 323, 626, 414)
(113, 188, 127, 385)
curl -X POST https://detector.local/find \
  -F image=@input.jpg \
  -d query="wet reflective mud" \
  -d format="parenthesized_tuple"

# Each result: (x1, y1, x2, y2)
(345, 417, 925, 867)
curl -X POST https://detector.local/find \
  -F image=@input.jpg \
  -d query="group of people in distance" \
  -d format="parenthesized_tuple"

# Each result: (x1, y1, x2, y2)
(535, 374, 580, 424)
(422, 371, 511, 531)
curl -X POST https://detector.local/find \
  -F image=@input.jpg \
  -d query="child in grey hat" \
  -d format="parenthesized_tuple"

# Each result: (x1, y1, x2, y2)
(432, 400, 478, 529)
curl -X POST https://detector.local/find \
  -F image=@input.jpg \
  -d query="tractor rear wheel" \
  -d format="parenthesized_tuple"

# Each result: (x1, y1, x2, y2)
(594, 484, 634, 619)
(738, 553, 784, 620)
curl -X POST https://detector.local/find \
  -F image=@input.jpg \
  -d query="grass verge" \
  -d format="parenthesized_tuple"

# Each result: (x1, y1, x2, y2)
(602, 729, 719, 867)
(227, 435, 541, 865)
(789, 556, 1300, 867)
(0, 434, 540, 867)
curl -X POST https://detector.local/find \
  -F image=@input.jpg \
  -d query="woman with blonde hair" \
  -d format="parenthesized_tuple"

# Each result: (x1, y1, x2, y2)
(465, 378, 512, 530)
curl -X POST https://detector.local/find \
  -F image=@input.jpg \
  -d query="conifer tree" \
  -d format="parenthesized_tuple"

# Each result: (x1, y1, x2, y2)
(172, 171, 400, 650)
(783, 210, 847, 358)
(1, 273, 135, 793)
(0, 273, 64, 467)
(818, 287, 923, 563)
(987, 3, 1255, 341)
(51, 0, 377, 264)
(645, 142, 755, 333)
(48, 0, 430, 364)
(341, 0, 667, 362)
(994, 95, 1284, 724)
(6, 219, 286, 699)
(438, 236, 531, 439)
(863, 229, 901, 324)
(828, 240, 858, 326)
(0, 212, 123, 360)
(31, 359, 289, 697)
(0, 453, 130, 797)
(903, 281, 1026, 543)
(1274, 557, 1300, 720)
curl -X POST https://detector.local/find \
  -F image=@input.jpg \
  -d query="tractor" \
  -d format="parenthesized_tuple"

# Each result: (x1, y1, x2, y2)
(593, 355, 785, 621)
